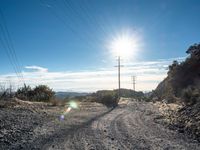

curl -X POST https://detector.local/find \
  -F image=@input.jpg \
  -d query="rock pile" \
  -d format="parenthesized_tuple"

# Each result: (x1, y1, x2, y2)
(171, 102, 200, 141)
(154, 101, 200, 142)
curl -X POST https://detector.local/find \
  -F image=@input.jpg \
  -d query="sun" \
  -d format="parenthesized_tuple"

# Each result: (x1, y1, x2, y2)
(109, 30, 140, 59)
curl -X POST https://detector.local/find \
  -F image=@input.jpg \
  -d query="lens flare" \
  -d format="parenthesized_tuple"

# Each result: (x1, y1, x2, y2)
(69, 101, 78, 109)
(59, 101, 79, 120)
(60, 115, 65, 120)
(63, 107, 72, 115)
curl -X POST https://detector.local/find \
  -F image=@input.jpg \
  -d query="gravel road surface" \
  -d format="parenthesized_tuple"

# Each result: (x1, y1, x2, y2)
(1, 100, 199, 150)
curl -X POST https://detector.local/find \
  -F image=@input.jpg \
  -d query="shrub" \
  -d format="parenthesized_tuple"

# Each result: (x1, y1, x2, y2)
(15, 85, 33, 100)
(100, 94, 118, 107)
(0, 85, 14, 100)
(182, 86, 200, 105)
(32, 85, 55, 102)
(93, 90, 118, 107)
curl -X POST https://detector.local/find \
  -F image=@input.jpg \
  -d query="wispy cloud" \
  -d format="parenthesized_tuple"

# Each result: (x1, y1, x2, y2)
(0, 57, 185, 92)
(25, 66, 48, 72)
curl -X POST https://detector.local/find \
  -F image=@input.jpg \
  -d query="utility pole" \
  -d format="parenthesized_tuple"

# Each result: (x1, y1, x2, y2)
(118, 56, 121, 100)
(132, 76, 136, 91)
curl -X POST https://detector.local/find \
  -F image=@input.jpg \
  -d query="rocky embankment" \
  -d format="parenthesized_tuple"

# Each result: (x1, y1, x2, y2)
(0, 98, 60, 149)
(154, 101, 200, 142)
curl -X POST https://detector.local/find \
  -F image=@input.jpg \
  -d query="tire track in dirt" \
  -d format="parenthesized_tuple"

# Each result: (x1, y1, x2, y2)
(38, 101, 200, 150)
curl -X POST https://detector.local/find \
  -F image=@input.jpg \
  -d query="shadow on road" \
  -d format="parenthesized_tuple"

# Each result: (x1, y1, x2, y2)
(26, 107, 115, 149)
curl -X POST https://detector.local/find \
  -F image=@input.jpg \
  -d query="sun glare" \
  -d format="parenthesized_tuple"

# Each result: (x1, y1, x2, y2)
(109, 31, 141, 59)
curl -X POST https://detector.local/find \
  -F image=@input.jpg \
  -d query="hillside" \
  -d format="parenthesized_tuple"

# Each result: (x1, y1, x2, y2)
(153, 43, 200, 141)
(154, 43, 200, 103)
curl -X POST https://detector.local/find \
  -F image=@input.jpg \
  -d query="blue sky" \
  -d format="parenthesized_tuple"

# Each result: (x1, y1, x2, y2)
(0, 0, 200, 91)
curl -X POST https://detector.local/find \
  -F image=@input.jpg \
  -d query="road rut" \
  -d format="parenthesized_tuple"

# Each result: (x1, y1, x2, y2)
(42, 101, 200, 150)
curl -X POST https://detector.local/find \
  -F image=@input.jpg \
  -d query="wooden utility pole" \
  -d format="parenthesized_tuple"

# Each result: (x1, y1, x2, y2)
(132, 76, 136, 91)
(118, 56, 121, 100)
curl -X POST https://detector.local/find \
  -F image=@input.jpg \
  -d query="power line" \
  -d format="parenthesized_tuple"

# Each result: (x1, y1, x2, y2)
(40, 0, 96, 49)
(62, 0, 107, 46)
(0, 8, 25, 84)
(75, 0, 108, 37)
(40, 0, 109, 50)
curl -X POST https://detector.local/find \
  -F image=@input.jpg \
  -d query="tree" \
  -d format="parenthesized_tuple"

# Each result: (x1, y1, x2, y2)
(186, 43, 200, 59)
(168, 60, 179, 73)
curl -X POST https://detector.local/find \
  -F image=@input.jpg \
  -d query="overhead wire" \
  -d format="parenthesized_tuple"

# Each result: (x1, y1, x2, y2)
(72, 0, 108, 50)
(63, 0, 108, 46)
(0, 8, 25, 84)
(40, 0, 98, 50)
(40, 0, 109, 50)
(61, 0, 102, 47)
(80, 0, 108, 37)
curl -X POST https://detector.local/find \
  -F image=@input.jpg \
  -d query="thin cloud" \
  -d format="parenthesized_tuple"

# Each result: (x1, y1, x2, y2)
(25, 66, 48, 73)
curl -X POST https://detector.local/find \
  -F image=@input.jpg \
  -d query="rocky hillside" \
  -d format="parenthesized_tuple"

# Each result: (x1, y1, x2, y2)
(153, 43, 200, 141)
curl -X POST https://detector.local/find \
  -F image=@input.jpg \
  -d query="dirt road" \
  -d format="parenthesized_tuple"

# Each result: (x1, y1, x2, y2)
(1, 100, 200, 150)
(35, 101, 200, 150)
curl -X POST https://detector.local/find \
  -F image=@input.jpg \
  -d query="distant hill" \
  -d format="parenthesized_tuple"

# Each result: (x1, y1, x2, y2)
(55, 92, 90, 99)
